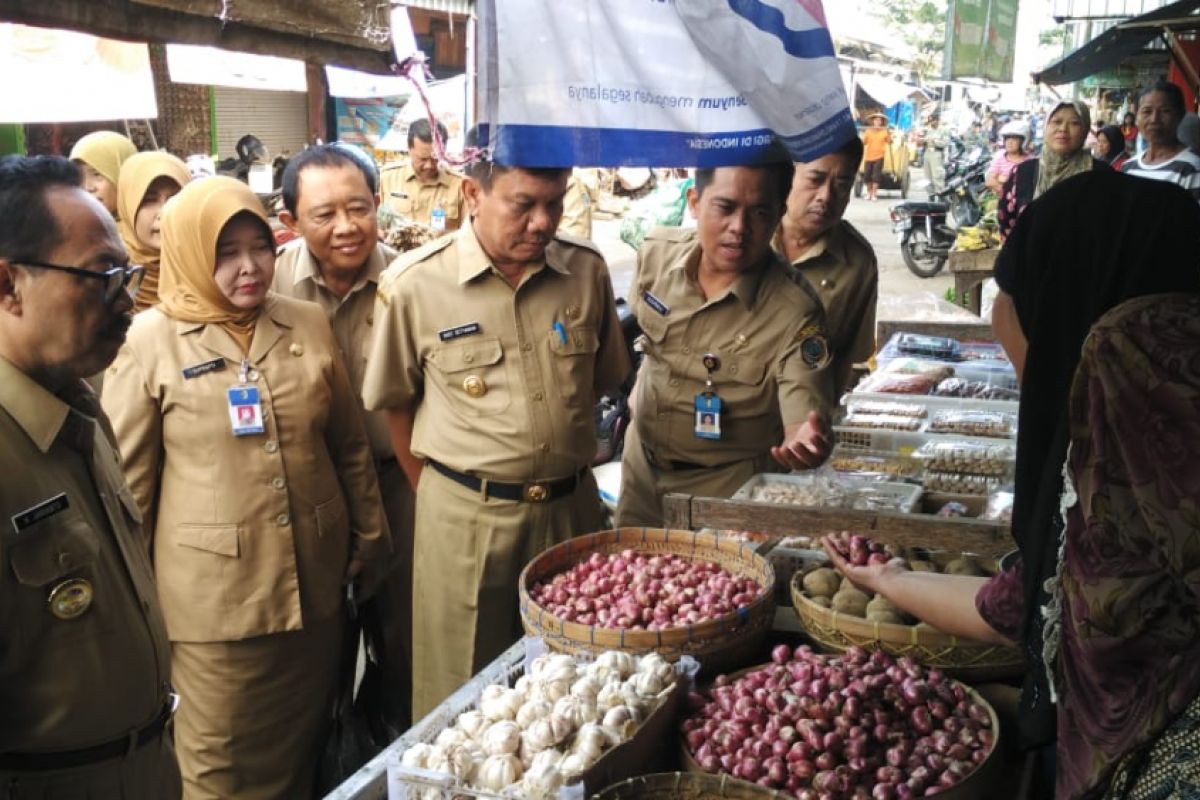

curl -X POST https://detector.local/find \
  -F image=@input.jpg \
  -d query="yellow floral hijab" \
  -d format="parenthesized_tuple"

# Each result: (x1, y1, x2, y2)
(116, 152, 192, 312)
(157, 177, 273, 348)
(68, 130, 137, 186)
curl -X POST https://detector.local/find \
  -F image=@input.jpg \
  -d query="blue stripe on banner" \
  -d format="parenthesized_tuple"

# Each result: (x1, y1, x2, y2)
(484, 114, 859, 168)
(724, 0, 837, 60)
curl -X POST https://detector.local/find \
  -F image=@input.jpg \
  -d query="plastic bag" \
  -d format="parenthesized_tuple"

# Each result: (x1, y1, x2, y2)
(829, 446, 922, 481)
(853, 371, 941, 395)
(619, 178, 694, 251)
(982, 491, 1015, 522)
(840, 412, 923, 432)
(927, 409, 1017, 438)
(923, 471, 1002, 496)
(844, 400, 928, 419)
(932, 377, 1019, 401)
(914, 440, 1015, 476)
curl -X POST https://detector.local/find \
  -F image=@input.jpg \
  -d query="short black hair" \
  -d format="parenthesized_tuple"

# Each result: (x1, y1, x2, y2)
(408, 118, 447, 148)
(693, 140, 796, 209)
(1138, 80, 1186, 116)
(461, 126, 570, 192)
(0, 155, 82, 263)
(281, 143, 379, 216)
(827, 135, 865, 168)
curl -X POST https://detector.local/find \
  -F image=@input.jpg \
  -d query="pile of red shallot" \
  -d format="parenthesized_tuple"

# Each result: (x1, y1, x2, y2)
(827, 531, 895, 567)
(682, 645, 994, 799)
(530, 550, 762, 630)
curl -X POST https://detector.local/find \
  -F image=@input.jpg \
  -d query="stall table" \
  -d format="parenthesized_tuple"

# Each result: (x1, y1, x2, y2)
(948, 247, 999, 316)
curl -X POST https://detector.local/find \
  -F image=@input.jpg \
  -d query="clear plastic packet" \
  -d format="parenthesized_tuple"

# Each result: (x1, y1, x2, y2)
(927, 409, 1017, 438)
(845, 400, 928, 418)
(840, 413, 924, 432)
(982, 491, 1015, 522)
(914, 440, 1015, 476)
(853, 371, 941, 395)
(851, 483, 922, 513)
(932, 377, 1020, 402)
(896, 333, 960, 360)
(747, 468, 857, 508)
(829, 446, 922, 481)
(923, 471, 1002, 496)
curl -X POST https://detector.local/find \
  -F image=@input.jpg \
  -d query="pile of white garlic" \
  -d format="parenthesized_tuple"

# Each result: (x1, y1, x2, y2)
(398, 650, 677, 799)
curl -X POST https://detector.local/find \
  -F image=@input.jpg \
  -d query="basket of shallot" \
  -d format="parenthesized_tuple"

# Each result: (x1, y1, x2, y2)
(519, 529, 775, 673)
(680, 645, 1001, 799)
(593, 771, 786, 799)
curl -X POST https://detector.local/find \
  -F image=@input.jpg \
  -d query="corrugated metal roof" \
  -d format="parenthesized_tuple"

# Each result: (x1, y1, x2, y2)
(398, 0, 473, 15)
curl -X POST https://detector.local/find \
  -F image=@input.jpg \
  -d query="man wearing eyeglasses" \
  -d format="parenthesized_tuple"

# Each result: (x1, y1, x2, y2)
(378, 118, 465, 235)
(0, 155, 180, 797)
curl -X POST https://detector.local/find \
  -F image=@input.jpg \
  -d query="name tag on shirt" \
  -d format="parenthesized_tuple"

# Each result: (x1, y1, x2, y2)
(643, 291, 670, 316)
(227, 387, 265, 436)
(182, 358, 226, 380)
(11, 493, 70, 534)
(438, 322, 482, 342)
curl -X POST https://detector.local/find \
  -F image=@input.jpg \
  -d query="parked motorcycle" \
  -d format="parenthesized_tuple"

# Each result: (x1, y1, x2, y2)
(890, 158, 989, 278)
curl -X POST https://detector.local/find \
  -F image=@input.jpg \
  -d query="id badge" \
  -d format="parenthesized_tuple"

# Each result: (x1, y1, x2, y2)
(227, 386, 265, 436)
(694, 392, 722, 440)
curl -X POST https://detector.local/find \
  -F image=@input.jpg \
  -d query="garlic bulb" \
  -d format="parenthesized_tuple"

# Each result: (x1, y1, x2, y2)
(538, 676, 572, 702)
(603, 719, 637, 742)
(595, 682, 626, 711)
(521, 761, 565, 800)
(559, 749, 598, 778)
(475, 753, 523, 792)
(571, 734, 604, 766)
(525, 714, 574, 752)
(573, 722, 611, 755)
(530, 653, 577, 681)
(515, 698, 552, 728)
(552, 695, 594, 729)
(570, 675, 604, 700)
(637, 652, 674, 684)
(481, 720, 522, 756)
(603, 704, 641, 728)
(618, 682, 645, 711)
(427, 743, 478, 781)
(530, 749, 563, 772)
(479, 685, 522, 721)
(585, 662, 621, 685)
(400, 742, 433, 769)
(435, 727, 469, 749)
(596, 650, 636, 678)
(456, 710, 489, 740)
(629, 670, 664, 697)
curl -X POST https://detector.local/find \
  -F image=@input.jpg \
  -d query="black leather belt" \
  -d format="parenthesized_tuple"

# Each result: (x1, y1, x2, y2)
(0, 696, 176, 772)
(641, 443, 712, 472)
(428, 460, 582, 503)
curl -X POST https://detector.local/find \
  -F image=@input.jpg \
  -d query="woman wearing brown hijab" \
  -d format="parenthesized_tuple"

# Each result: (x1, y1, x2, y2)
(116, 151, 192, 312)
(69, 130, 137, 217)
(101, 177, 388, 799)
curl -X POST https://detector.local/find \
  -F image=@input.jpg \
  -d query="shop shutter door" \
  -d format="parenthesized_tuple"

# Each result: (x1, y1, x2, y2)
(213, 86, 308, 159)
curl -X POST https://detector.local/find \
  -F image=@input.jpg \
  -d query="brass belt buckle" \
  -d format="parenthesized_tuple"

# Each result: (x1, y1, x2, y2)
(523, 483, 549, 503)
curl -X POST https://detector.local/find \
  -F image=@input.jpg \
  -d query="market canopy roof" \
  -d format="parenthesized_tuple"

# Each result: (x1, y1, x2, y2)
(856, 75, 931, 108)
(0, 0, 398, 74)
(1033, 0, 1200, 85)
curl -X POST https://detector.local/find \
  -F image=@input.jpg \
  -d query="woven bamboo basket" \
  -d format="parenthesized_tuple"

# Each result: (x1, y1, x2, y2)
(679, 663, 1003, 800)
(519, 528, 776, 673)
(790, 571, 1023, 681)
(591, 772, 784, 799)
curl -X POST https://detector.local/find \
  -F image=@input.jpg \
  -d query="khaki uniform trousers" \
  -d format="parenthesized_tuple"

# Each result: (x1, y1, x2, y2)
(617, 424, 776, 528)
(411, 465, 607, 718)
(1, 737, 181, 800)
(171, 613, 342, 800)
(373, 459, 417, 728)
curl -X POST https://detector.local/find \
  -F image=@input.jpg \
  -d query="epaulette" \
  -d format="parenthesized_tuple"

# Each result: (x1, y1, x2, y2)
(378, 235, 455, 291)
(551, 230, 606, 258)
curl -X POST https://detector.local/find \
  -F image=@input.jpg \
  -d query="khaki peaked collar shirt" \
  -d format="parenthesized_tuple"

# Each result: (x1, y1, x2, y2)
(784, 220, 879, 396)
(272, 239, 398, 460)
(379, 163, 465, 231)
(363, 221, 631, 482)
(631, 228, 835, 467)
(0, 356, 171, 752)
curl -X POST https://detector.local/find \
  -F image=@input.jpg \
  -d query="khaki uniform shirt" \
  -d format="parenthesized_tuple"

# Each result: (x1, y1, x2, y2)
(0, 357, 172, 752)
(379, 163, 465, 232)
(101, 297, 386, 643)
(558, 173, 594, 240)
(784, 220, 878, 395)
(272, 239, 399, 461)
(363, 222, 631, 482)
(631, 228, 834, 466)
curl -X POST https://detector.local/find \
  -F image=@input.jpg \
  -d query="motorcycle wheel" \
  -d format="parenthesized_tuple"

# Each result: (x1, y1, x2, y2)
(902, 228, 947, 278)
(853, 175, 863, 199)
(900, 170, 911, 199)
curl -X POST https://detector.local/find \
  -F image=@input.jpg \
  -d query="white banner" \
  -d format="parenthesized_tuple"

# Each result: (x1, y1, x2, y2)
(166, 44, 306, 93)
(476, 0, 854, 167)
(0, 24, 156, 124)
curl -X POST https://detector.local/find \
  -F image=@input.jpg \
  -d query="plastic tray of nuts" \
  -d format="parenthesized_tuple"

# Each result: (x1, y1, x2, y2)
(733, 473, 923, 515)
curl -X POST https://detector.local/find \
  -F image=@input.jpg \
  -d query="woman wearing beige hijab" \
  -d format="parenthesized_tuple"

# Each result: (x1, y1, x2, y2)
(117, 151, 192, 312)
(102, 176, 387, 799)
(69, 130, 137, 217)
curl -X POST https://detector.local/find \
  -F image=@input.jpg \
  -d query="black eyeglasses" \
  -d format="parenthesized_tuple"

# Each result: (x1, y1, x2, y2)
(18, 260, 145, 305)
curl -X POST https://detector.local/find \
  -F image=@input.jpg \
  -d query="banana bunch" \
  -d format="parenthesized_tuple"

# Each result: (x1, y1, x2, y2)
(953, 225, 1001, 252)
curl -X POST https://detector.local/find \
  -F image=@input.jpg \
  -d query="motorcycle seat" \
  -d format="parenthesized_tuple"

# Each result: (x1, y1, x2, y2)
(897, 201, 947, 213)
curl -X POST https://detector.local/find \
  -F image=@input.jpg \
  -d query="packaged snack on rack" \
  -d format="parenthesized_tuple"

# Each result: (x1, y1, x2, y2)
(982, 491, 1015, 523)
(877, 358, 957, 380)
(852, 483, 922, 513)
(828, 446, 922, 481)
(933, 377, 1020, 402)
(923, 471, 1003, 495)
(914, 440, 1015, 476)
(840, 412, 923, 432)
(844, 400, 928, 418)
(895, 333, 960, 360)
(927, 409, 1017, 438)
(853, 371, 940, 395)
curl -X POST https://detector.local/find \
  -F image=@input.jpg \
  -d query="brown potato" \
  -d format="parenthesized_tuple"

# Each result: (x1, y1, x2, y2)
(810, 595, 832, 608)
(866, 595, 900, 616)
(831, 588, 870, 617)
(866, 610, 906, 625)
(944, 558, 982, 576)
(802, 567, 841, 599)
(908, 560, 936, 573)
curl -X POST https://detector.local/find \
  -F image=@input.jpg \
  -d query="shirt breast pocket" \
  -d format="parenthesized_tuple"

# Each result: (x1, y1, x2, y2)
(431, 336, 512, 417)
(549, 325, 599, 406)
(718, 356, 772, 420)
(7, 510, 105, 645)
(389, 194, 414, 216)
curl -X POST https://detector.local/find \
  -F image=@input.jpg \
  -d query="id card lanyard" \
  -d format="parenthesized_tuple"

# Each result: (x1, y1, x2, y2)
(694, 352, 723, 440)
(226, 358, 265, 437)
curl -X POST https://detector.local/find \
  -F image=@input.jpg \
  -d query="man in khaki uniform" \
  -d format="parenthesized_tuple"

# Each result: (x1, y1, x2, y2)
(775, 136, 878, 395)
(363, 148, 631, 716)
(558, 169, 597, 239)
(0, 155, 180, 798)
(617, 153, 836, 528)
(273, 143, 414, 728)
(378, 118, 465, 234)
